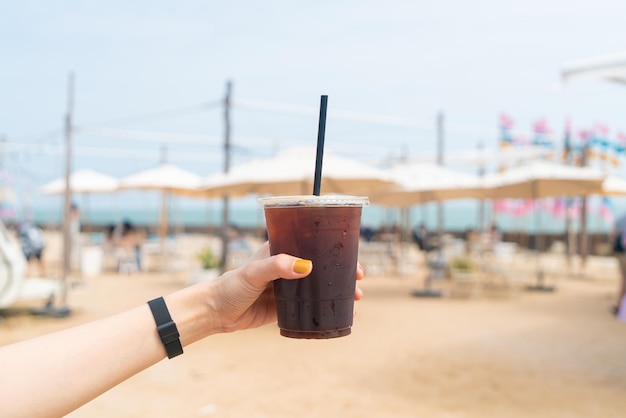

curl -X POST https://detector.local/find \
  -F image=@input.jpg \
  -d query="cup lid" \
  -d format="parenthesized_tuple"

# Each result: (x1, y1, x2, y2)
(258, 195, 370, 207)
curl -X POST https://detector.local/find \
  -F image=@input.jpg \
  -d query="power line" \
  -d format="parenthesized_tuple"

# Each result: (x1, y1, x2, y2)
(75, 126, 224, 145)
(1, 100, 221, 146)
(4, 129, 62, 144)
(233, 98, 497, 137)
(3, 98, 497, 161)
(233, 98, 430, 128)
(233, 97, 574, 142)
(0, 141, 223, 163)
(76, 100, 222, 127)
(76, 125, 314, 149)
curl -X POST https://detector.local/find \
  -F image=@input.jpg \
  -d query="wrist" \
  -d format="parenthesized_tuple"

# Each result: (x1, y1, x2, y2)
(164, 282, 222, 347)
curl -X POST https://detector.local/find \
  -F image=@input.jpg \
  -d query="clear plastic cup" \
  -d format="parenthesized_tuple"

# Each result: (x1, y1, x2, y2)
(259, 195, 369, 339)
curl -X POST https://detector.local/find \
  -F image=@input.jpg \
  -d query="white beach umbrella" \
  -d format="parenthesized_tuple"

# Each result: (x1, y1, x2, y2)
(601, 174, 626, 196)
(370, 163, 485, 207)
(199, 147, 396, 197)
(39, 169, 119, 195)
(482, 161, 606, 199)
(483, 161, 606, 290)
(369, 162, 486, 297)
(118, 163, 203, 196)
(561, 50, 626, 86)
(40, 169, 119, 232)
(118, 163, 203, 241)
(198, 148, 395, 274)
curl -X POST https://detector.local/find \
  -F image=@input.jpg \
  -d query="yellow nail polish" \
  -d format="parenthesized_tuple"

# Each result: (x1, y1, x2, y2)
(293, 259, 312, 274)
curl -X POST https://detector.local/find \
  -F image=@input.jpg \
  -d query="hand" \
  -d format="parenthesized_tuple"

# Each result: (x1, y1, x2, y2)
(207, 242, 365, 333)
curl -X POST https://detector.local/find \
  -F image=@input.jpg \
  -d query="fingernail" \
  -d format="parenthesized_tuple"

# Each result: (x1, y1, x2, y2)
(293, 259, 312, 274)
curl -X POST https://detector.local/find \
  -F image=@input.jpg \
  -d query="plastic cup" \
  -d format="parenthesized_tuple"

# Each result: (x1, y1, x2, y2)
(259, 195, 369, 339)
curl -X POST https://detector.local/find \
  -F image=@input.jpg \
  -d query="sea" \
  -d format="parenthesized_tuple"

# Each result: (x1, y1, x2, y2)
(21, 198, 620, 235)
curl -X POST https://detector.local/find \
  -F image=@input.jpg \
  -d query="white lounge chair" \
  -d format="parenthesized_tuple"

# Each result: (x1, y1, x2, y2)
(0, 221, 62, 310)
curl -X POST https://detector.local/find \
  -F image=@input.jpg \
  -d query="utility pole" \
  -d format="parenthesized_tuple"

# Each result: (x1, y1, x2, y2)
(60, 73, 75, 315)
(220, 80, 232, 273)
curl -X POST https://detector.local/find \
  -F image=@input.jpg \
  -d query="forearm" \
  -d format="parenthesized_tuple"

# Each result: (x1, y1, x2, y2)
(0, 282, 219, 418)
(0, 249, 315, 417)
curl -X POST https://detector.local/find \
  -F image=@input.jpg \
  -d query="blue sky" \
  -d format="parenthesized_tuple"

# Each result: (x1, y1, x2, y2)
(2, 0, 626, 217)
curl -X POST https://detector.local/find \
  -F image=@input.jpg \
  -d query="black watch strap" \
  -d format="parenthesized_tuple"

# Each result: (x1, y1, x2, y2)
(148, 297, 183, 359)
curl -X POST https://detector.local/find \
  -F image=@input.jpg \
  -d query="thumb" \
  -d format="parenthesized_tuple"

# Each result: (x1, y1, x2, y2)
(238, 254, 312, 291)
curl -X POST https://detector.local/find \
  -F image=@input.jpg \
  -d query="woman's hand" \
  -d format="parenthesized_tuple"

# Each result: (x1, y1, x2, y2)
(207, 242, 365, 333)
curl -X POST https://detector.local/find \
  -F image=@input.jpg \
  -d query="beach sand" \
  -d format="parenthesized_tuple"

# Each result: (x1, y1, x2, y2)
(1, 239, 625, 418)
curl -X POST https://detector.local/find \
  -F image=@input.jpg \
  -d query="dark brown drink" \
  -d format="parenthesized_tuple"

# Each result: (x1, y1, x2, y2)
(261, 195, 368, 339)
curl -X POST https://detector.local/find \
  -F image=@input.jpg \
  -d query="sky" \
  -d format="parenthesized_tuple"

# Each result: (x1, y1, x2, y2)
(2, 0, 626, 220)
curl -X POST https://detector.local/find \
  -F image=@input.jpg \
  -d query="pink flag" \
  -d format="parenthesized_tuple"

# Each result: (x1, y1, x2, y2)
(568, 201, 581, 220)
(599, 197, 614, 225)
(595, 123, 609, 137)
(550, 198, 567, 219)
(533, 118, 550, 134)
(499, 113, 514, 129)
(493, 199, 510, 214)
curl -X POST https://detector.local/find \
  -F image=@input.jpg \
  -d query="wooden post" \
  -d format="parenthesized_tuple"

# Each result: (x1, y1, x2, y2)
(477, 141, 485, 232)
(580, 144, 589, 267)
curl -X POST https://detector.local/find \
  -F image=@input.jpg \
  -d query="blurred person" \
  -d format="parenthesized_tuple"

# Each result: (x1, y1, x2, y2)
(465, 227, 480, 256)
(0, 243, 365, 417)
(360, 223, 376, 243)
(227, 223, 250, 252)
(488, 222, 502, 252)
(17, 221, 46, 277)
(611, 212, 626, 316)
(102, 223, 119, 272)
(412, 223, 429, 251)
(117, 219, 144, 272)
(123, 220, 143, 271)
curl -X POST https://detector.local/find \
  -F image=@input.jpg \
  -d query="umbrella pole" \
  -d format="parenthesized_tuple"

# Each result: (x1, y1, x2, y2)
(220, 194, 230, 273)
(580, 194, 589, 269)
(527, 196, 554, 292)
(159, 190, 169, 271)
(412, 200, 444, 298)
(398, 207, 410, 276)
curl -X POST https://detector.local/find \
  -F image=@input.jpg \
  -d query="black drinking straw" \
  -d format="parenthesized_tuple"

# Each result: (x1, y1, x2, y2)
(313, 95, 328, 196)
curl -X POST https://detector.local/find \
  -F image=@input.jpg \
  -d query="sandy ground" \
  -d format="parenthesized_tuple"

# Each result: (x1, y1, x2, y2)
(1, 244, 626, 417)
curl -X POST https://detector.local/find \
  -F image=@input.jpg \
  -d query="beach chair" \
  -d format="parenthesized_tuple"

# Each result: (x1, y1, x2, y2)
(358, 241, 395, 277)
(115, 247, 139, 274)
(480, 242, 524, 297)
(0, 221, 61, 310)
